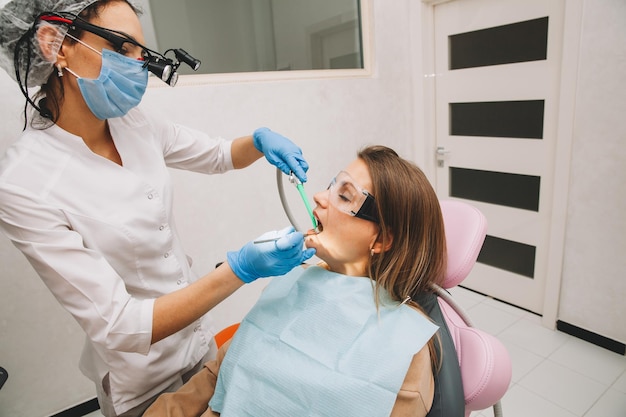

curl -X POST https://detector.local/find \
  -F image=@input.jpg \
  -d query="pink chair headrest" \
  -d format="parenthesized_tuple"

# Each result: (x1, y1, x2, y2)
(440, 200, 488, 289)
(438, 299, 512, 411)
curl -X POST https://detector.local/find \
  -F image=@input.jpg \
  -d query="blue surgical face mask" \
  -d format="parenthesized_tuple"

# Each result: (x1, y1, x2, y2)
(65, 48, 148, 120)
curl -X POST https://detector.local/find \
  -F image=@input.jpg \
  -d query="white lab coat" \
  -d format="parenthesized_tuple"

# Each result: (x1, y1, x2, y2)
(0, 107, 233, 415)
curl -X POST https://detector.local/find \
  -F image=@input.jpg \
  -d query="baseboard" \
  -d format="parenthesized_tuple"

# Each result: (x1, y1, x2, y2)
(457, 286, 626, 356)
(49, 398, 99, 417)
(43, 325, 623, 417)
(557, 320, 626, 355)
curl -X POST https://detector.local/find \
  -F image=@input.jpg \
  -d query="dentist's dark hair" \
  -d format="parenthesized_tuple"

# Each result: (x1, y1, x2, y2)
(34, 0, 139, 127)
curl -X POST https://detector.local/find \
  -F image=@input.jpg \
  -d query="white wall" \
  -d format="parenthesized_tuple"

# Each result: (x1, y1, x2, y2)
(557, 0, 626, 345)
(0, 0, 624, 416)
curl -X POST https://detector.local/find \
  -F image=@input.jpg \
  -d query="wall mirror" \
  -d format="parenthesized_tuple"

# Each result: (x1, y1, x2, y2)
(135, 0, 366, 81)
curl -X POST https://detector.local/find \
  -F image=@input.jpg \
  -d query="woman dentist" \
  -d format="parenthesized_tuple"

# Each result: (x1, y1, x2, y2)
(0, 1, 315, 416)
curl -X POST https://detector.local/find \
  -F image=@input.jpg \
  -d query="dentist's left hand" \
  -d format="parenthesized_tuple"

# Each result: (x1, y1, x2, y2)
(253, 127, 309, 183)
(227, 226, 316, 283)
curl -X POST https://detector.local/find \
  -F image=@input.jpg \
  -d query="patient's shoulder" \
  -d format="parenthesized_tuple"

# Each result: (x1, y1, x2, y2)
(392, 345, 434, 417)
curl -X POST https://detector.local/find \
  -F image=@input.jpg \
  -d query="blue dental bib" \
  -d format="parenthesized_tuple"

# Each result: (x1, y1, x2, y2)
(210, 266, 438, 417)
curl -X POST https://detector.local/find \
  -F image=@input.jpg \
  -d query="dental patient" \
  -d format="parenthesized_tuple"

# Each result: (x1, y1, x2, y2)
(144, 145, 447, 417)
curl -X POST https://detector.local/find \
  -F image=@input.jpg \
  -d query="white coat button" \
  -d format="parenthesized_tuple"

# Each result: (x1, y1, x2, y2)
(148, 193, 154, 200)
(164, 252, 169, 258)
(159, 225, 165, 231)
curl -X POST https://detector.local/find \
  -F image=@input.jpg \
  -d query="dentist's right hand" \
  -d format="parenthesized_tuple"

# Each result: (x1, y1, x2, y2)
(227, 226, 316, 283)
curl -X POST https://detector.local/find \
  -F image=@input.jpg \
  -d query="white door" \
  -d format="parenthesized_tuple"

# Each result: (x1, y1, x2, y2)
(432, 0, 566, 314)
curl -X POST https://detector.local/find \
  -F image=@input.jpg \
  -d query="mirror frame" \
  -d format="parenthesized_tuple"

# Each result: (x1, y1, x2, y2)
(146, 0, 373, 88)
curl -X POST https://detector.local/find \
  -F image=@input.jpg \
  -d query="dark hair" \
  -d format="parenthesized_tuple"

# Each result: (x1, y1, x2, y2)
(34, 0, 139, 127)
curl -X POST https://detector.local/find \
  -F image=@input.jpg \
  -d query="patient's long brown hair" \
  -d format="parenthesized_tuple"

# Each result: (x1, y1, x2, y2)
(359, 145, 447, 369)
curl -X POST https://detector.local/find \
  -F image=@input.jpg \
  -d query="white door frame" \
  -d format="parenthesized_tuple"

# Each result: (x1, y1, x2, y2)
(419, 0, 583, 329)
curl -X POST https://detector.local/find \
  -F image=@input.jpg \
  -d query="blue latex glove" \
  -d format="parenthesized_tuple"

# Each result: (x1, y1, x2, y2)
(253, 127, 309, 183)
(227, 226, 316, 283)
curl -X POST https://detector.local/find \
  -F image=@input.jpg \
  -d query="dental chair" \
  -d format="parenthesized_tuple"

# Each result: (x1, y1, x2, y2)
(417, 199, 512, 417)
(214, 199, 511, 417)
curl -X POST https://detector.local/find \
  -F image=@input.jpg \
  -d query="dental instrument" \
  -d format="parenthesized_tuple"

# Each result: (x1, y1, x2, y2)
(254, 231, 318, 245)
(275, 168, 321, 237)
(289, 172, 318, 231)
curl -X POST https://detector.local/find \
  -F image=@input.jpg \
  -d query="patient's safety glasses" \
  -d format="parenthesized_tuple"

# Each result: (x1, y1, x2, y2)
(327, 171, 379, 223)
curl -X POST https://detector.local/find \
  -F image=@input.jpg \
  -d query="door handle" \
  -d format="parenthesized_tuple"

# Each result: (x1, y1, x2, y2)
(436, 146, 451, 167)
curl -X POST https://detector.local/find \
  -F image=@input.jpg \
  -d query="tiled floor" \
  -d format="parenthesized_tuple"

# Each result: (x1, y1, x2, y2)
(85, 286, 626, 417)
(449, 286, 626, 417)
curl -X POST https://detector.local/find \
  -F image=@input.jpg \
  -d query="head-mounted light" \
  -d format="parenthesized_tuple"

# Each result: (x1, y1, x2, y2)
(145, 56, 172, 82)
(173, 48, 201, 71)
(38, 12, 201, 87)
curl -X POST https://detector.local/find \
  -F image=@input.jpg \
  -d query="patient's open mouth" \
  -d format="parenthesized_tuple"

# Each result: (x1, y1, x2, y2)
(315, 216, 323, 233)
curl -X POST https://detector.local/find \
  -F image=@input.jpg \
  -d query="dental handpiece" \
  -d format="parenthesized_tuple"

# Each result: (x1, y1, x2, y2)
(290, 173, 318, 231)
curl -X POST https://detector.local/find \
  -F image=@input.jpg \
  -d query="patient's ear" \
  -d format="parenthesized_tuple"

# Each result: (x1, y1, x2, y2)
(36, 24, 64, 63)
(372, 232, 393, 254)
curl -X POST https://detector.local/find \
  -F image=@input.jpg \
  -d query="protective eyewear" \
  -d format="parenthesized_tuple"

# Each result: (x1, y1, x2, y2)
(327, 171, 379, 223)
(38, 12, 201, 86)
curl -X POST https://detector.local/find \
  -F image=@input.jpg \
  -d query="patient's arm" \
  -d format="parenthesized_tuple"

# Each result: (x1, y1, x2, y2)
(390, 343, 435, 417)
(144, 340, 231, 417)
